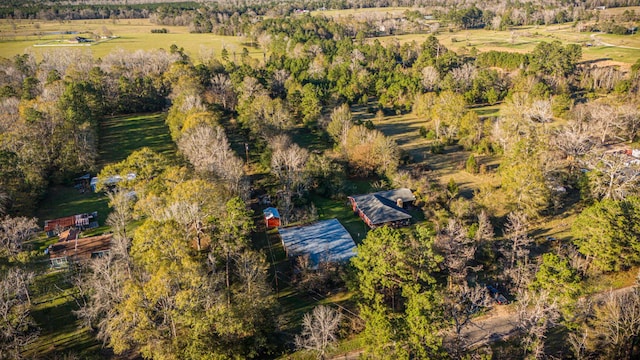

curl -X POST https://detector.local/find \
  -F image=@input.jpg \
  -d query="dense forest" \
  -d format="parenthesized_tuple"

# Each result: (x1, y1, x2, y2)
(1, 1, 640, 359)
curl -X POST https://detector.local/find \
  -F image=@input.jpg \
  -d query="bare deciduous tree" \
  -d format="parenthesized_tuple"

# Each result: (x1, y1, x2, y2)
(502, 211, 535, 292)
(421, 66, 439, 91)
(526, 99, 553, 123)
(295, 305, 343, 360)
(178, 124, 245, 194)
(474, 210, 494, 243)
(516, 289, 560, 360)
(568, 328, 589, 360)
(0, 216, 38, 256)
(271, 136, 309, 223)
(326, 104, 353, 148)
(589, 287, 640, 359)
(504, 211, 531, 270)
(209, 73, 236, 110)
(0, 268, 38, 359)
(450, 63, 477, 92)
(443, 284, 491, 356)
(437, 219, 479, 288)
(581, 151, 640, 200)
(551, 119, 594, 160)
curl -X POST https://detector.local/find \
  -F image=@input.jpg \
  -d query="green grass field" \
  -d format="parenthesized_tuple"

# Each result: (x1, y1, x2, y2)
(29, 112, 176, 358)
(98, 112, 176, 166)
(311, 6, 415, 18)
(375, 24, 640, 66)
(24, 272, 103, 359)
(35, 186, 110, 228)
(36, 112, 176, 225)
(0, 18, 260, 60)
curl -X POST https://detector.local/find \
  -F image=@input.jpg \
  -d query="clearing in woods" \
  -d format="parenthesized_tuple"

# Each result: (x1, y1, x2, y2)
(374, 24, 640, 67)
(29, 112, 176, 358)
(0, 18, 260, 60)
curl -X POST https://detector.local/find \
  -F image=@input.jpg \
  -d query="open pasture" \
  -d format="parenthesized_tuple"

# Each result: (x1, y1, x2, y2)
(0, 18, 258, 60)
(311, 6, 415, 18)
(375, 23, 640, 66)
(598, 5, 640, 15)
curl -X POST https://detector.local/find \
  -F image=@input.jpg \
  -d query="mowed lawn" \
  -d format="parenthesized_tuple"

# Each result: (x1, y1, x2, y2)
(23, 272, 104, 359)
(0, 18, 260, 60)
(36, 112, 175, 224)
(30, 112, 175, 358)
(375, 24, 640, 66)
(98, 112, 176, 165)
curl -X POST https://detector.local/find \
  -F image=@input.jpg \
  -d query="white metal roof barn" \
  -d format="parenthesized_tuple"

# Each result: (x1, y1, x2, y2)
(278, 218, 357, 268)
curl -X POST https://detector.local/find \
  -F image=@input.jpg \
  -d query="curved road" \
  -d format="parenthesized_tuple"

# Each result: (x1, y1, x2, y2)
(590, 33, 640, 50)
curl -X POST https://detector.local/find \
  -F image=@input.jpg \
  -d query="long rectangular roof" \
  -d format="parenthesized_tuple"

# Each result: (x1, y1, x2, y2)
(49, 234, 112, 261)
(278, 219, 356, 268)
(349, 188, 415, 225)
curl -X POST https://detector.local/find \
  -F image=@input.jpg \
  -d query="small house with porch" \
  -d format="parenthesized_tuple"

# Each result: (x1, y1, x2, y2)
(263, 207, 281, 229)
(48, 233, 112, 268)
(348, 188, 416, 228)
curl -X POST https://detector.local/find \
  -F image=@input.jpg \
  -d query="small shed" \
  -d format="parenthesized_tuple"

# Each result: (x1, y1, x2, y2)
(263, 207, 281, 229)
(278, 219, 356, 268)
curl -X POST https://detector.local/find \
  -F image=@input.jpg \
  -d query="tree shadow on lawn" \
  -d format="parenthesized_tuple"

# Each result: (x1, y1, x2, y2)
(35, 186, 109, 227)
(28, 283, 100, 358)
(290, 126, 332, 152)
(98, 113, 175, 166)
(425, 145, 469, 174)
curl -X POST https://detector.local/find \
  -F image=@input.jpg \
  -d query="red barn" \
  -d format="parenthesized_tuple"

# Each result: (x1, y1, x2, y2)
(263, 207, 281, 229)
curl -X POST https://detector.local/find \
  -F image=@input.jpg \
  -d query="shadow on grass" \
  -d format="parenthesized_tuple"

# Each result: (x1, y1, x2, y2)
(290, 126, 332, 152)
(311, 195, 368, 244)
(27, 272, 101, 358)
(35, 186, 109, 227)
(98, 112, 176, 166)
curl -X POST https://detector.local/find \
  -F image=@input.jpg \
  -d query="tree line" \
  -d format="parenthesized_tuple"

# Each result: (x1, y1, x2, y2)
(1, 6, 640, 357)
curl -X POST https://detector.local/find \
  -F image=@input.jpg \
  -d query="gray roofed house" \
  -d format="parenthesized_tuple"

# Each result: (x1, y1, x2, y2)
(348, 188, 416, 228)
(278, 219, 357, 268)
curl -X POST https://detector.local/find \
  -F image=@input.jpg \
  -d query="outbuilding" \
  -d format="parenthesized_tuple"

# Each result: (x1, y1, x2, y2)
(263, 207, 281, 229)
(348, 188, 416, 228)
(44, 212, 99, 237)
(278, 219, 356, 268)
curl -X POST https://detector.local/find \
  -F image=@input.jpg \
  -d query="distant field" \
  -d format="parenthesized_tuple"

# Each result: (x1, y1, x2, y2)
(0, 18, 259, 60)
(599, 5, 640, 15)
(375, 24, 640, 66)
(311, 6, 415, 18)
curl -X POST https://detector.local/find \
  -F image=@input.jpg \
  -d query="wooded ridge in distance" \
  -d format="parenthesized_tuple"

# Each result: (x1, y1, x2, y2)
(1, 0, 640, 359)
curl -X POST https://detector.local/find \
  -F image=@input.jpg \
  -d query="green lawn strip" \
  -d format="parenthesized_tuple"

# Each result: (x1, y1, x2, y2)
(98, 112, 176, 166)
(34, 186, 109, 227)
(472, 104, 502, 118)
(311, 194, 368, 244)
(27, 112, 177, 357)
(290, 125, 333, 153)
(25, 271, 101, 358)
(36, 113, 175, 225)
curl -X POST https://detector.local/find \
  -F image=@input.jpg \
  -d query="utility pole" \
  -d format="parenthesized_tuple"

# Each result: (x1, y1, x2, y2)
(245, 142, 250, 165)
